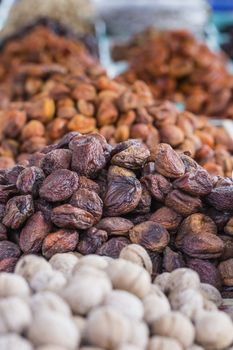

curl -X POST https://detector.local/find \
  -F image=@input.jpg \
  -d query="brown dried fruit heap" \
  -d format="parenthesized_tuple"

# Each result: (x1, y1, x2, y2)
(113, 28, 233, 118)
(0, 132, 233, 294)
(0, 25, 232, 178)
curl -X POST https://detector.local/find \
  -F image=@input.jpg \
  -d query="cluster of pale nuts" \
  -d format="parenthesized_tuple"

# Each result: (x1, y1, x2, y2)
(0, 244, 233, 350)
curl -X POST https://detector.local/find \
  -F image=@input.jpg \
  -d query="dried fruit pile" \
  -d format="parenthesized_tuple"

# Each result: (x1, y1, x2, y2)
(0, 132, 233, 294)
(0, 252, 232, 350)
(113, 29, 233, 118)
(0, 26, 232, 177)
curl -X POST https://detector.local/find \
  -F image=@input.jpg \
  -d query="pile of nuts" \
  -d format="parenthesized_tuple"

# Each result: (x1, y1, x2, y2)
(0, 132, 233, 293)
(0, 250, 232, 350)
(0, 25, 232, 177)
(113, 28, 233, 118)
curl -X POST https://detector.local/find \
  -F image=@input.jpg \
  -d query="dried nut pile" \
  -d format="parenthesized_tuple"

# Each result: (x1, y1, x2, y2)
(113, 28, 233, 118)
(0, 251, 232, 350)
(0, 26, 232, 177)
(0, 132, 233, 293)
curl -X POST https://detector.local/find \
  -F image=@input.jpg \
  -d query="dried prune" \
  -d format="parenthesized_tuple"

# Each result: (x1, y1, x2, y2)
(39, 169, 79, 202)
(141, 174, 172, 202)
(111, 144, 150, 170)
(104, 175, 142, 216)
(150, 207, 182, 231)
(16, 166, 45, 196)
(129, 221, 169, 252)
(187, 258, 222, 290)
(207, 186, 233, 211)
(77, 227, 108, 255)
(154, 143, 185, 178)
(41, 149, 72, 175)
(173, 168, 213, 196)
(42, 229, 79, 259)
(163, 247, 185, 272)
(19, 211, 50, 253)
(165, 189, 202, 216)
(96, 237, 130, 258)
(51, 204, 95, 230)
(0, 241, 21, 272)
(96, 217, 133, 236)
(70, 189, 103, 224)
(3, 195, 34, 229)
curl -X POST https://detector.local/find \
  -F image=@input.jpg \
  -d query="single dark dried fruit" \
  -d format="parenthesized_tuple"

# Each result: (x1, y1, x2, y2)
(173, 168, 213, 196)
(141, 174, 172, 202)
(77, 227, 108, 255)
(207, 186, 233, 211)
(19, 211, 50, 253)
(129, 221, 169, 252)
(51, 204, 95, 230)
(0, 241, 21, 272)
(96, 237, 130, 258)
(111, 145, 150, 170)
(41, 149, 72, 174)
(39, 169, 79, 202)
(96, 217, 133, 236)
(78, 176, 100, 194)
(0, 224, 7, 241)
(165, 189, 202, 216)
(16, 166, 45, 196)
(187, 258, 222, 290)
(3, 195, 34, 229)
(150, 206, 182, 231)
(154, 143, 185, 178)
(163, 247, 185, 272)
(176, 232, 224, 259)
(70, 189, 103, 224)
(133, 184, 151, 214)
(218, 259, 233, 286)
(104, 175, 142, 216)
(0, 184, 18, 204)
(42, 229, 79, 259)
(70, 135, 106, 178)
(219, 235, 233, 261)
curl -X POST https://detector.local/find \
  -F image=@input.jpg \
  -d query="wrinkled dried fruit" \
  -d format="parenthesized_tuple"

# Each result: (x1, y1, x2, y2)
(154, 144, 185, 178)
(42, 229, 79, 259)
(96, 217, 133, 236)
(3, 195, 34, 229)
(165, 190, 202, 216)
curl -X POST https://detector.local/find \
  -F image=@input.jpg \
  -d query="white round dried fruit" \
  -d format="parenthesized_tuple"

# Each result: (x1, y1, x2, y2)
(119, 244, 152, 275)
(195, 311, 233, 350)
(143, 286, 170, 323)
(200, 283, 222, 307)
(169, 288, 204, 320)
(72, 316, 86, 340)
(61, 267, 111, 315)
(0, 297, 31, 334)
(128, 320, 149, 349)
(103, 290, 144, 321)
(27, 310, 79, 349)
(73, 255, 109, 273)
(0, 334, 33, 350)
(151, 311, 195, 348)
(153, 272, 171, 293)
(106, 259, 151, 298)
(30, 291, 71, 316)
(29, 269, 66, 292)
(0, 272, 30, 298)
(147, 336, 182, 350)
(85, 306, 131, 349)
(49, 253, 79, 278)
(168, 268, 200, 293)
(188, 346, 205, 350)
(15, 255, 52, 282)
(116, 345, 141, 350)
(36, 346, 67, 350)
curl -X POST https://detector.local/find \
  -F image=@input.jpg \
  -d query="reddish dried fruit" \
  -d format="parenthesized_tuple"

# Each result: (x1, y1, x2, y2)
(141, 174, 172, 202)
(39, 169, 79, 202)
(163, 247, 185, 272)
(150, 207, 182, 231)
(111, 145, 150, 170)
(129, 221, 170, 252)
(19, 211, 50, 253)
(77, 227, 108, 255)
(3, 195, 34, 229)
(207, 186, 233, 211)
(96, 217, 133, 236)
(104, 176, 142, 216)
(51, 204, 95, 230)
(41, 149, 72, 175)
(70, 189, 103, 224)
(42, 229, 79, 259)
(187, 258, 222, 290)
(154, 143, 185, 178)
(16, 166, 45, 196)
(173, 168, 213, 196)
(0, 241, 21, 272)
(96, 237, 130, 258)
(219, 259, 233, 286)
(165, 189, 202, 216)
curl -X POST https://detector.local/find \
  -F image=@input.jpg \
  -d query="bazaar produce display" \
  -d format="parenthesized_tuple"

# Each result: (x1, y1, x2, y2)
(0, 25, 232, 178)
(0, 132, 232, 294)
(113, 28, 233, 118)
(0, 252, 232, 350)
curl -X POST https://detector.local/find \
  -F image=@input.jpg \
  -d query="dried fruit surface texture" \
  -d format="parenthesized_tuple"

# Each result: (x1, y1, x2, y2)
(0, 132, 233, 294)
(0, 26, 232, 178)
